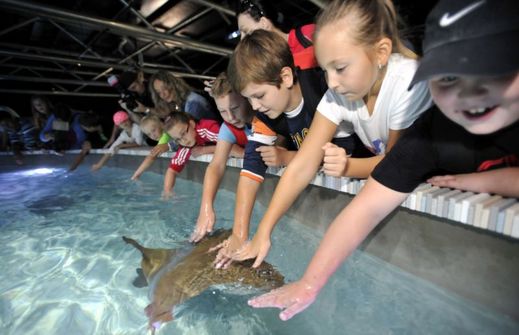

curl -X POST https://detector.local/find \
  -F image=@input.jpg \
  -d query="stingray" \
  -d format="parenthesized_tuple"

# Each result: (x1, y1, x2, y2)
(123, 229, 284, 333)
(27, 195, 74, 215)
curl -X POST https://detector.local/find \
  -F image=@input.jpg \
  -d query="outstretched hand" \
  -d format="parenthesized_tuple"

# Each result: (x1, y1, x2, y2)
(210, 234, 246, 269)
(322, 142, 348, 177)
(248, 279, 319, 321)
(190, 207, 216, 243)
(231, 234, 271, 268)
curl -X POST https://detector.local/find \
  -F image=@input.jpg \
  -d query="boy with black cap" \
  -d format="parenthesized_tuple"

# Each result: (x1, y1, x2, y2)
(248, 0, 519, 321)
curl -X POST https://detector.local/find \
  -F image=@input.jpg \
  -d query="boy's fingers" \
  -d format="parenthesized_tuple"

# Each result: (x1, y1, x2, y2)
(252, 249, 268, 268)
(321, 142, 337, 151)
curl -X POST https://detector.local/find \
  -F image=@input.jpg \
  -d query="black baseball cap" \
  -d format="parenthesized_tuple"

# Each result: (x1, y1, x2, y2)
(119, 70, 138, 89)
(410, 0, 519, 87)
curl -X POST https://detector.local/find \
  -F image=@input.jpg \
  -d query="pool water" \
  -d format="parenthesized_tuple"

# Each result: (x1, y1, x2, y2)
(0, 166, 517, 335)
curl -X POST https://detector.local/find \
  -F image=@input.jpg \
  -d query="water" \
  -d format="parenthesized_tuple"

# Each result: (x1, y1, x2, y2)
(0, 166, 517, 335)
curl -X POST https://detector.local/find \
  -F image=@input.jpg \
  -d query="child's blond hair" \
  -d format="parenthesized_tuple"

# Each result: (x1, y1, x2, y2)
(140, 115, 162, 129)
(316, 0, 416, 60)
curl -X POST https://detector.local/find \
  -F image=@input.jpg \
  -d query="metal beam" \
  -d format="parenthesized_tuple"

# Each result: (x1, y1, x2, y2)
(306, 0, 327, 9)
(0, 50, 216, 80)
(0, 16, 39, 37)
(0, 74, 109, 87)
(0, 42, 123, 64)
(0, 0, 233, 57)
(0, 89, 118, 97)
(189, 0, 235, 16)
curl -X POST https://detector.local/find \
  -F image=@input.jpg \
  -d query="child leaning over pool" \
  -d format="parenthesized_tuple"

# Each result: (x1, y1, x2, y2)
(131, 115, 174, 180)
(213, 29, 365, 266)
(161, 112, 219, 199)
(190, 72, 256, 242)
(214, 0, 432, 269)
(91, 111, 145, 171)
(248, 0, 519, 321)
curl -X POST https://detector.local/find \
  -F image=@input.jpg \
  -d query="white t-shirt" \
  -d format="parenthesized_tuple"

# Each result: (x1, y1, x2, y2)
(109, 123, 144, 154)
(317, 53, 432, 155)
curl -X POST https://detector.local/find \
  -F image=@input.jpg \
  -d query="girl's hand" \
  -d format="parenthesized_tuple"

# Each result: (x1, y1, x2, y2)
(190, 207, 216, 243)
(256, 146, 287, 167)
(232, 233, 271, 268)
(91, 163, 102, 172)
(322, 142, 348, 177)
(211, 234, 246, 269)
(150, 143, 169, 157)
(161, 190, 173, 201)
(248, 279, 319, 321)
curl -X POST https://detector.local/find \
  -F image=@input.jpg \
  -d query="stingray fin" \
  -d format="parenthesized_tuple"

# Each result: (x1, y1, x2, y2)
(132, 268, 148, 288)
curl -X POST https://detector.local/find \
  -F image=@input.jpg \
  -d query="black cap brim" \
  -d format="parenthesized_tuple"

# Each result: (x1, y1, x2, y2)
(409, 31, 519, 89)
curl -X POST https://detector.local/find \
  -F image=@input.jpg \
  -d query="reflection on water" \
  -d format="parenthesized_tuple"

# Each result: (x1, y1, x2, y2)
(0, 166, 517, 335)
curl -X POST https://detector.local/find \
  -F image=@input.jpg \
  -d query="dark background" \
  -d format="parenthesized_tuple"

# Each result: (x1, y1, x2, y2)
(0, 0, 437, 131)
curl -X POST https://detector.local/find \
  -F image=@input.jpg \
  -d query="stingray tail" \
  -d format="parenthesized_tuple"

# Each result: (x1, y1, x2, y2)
(122, 236, 146, 254)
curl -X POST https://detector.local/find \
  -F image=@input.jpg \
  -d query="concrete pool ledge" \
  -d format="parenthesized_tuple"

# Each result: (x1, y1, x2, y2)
(1, 149, 518, 320)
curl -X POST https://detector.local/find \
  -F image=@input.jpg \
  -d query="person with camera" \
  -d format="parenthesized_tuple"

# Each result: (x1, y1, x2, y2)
(105, 70, 155, 148)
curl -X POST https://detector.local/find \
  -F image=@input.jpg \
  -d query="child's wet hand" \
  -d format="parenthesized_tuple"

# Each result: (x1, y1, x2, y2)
(212, 234, 246, 269)
(232, 234, 271, 268)
(248, 279, 319, 321)
(91, 163, 102, 172)
(161, 190, 173, 201)
(190, 209, 216, 243)
(322, 142, 348, 177)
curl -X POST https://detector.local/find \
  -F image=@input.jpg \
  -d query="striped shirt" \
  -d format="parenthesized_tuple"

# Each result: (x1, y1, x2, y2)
(6, 118, 38, 150)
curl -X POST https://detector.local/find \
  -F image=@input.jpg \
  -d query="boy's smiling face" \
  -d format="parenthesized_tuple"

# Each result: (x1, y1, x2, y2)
(167, 120, 196, 147)
(429, 72, 519, 134)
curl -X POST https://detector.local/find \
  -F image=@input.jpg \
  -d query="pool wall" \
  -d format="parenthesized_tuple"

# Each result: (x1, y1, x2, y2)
(1, 150, 518, 320)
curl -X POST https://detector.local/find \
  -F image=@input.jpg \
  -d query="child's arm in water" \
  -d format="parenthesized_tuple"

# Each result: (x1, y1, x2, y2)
(162, 167, 178, 199)
(69, 141, 92, 171)
(248, 177, 409, 320)
(91, 153, 111, 171)
(212, 175, 261, 269)
(428, 167, 519, 198)
(131, 143, 169, 180)
(230, 113, 337, 267)
(103, 125, 120, 148)
(191, 140, 235, 242)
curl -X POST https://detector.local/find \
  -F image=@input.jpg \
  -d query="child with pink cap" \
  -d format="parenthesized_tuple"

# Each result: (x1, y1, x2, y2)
(91, 111, 145, 171)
